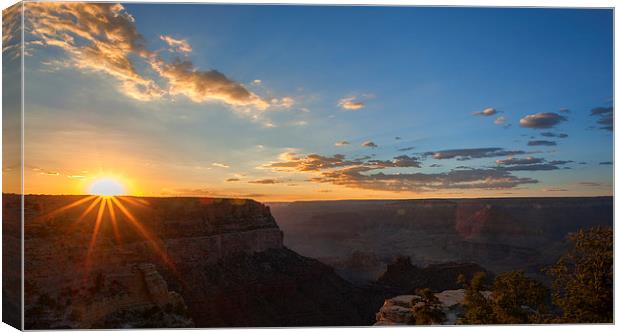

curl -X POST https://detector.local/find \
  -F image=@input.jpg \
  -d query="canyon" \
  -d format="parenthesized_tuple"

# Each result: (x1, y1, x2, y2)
(270, 197, 613, 284)
(3, 194, 613, 328)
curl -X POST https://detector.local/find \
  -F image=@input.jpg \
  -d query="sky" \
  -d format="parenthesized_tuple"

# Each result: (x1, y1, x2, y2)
(2, 3, 613, 201)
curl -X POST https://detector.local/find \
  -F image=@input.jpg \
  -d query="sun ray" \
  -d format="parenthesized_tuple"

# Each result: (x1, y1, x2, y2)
(117, 196, 150, 208)
(87, 199, 107, 255)
(70, 196, 102, 229)
(107, 198, 122, 244)
(36, 195, 96, 221)
(110, 197, 176, 270)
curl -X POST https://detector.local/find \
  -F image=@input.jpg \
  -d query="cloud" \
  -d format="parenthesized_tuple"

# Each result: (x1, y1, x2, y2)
(395, 136, 402, 140)
(397, 146, 415, 152)
(151, 58, 269, 109)
(25, 3, 270, 110)
(559, 108, 570, 113)
(248, 178, 281, 184)
(2, 4, 22, 59)
(527, 140, 556, 146)
(497, 164, 559, 171)
(264, 153, 363, 172)
(335, 141, 350, 147)
(494, 116, 506, 125)
(271, 96, 295, 108)
(312, 167, 538, 192)
(495, 157, 572, 171)
(338, 96, 365, 110)
(540, 132, 568, 138)
(425, 148, 526, 160)
(226, 178, 240, 182)
(473, 107, 497, 116)
(263, 152, 421, 173)
(362, 141, 378, 148)
(366, 155, 422, 168)
(543, 188, 568, 192)
(519, 112, 567, 129)
(599, 161, 613, 165)
(212, 162, 230, 168)
(251, 79, 262, 86)
(26, 3, 164, 101)
(496, 157, 545, 166)
(291, 120, 308, 126)
(160, 35, 192, 53)
(590, 106, 613, 131)
(579, 182, 602, 187)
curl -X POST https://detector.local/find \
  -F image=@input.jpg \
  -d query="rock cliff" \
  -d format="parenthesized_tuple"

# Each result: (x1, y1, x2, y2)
(17, 194, 381, 328)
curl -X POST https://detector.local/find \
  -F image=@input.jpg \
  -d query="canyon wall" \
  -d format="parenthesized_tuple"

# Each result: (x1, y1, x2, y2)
(18, 194, 380, 328)
(270, 197, 613, 283)
(19, 195, 286, 328)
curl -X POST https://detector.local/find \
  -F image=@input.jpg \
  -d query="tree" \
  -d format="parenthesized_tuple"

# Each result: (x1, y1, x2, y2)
(491, 271, 549, 323)
(459, 272, 496, 324)
(546, 226, 613, 323)
(411, 288, 445, 325)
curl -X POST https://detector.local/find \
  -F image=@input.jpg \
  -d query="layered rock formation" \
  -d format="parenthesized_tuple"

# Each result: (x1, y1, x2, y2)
(18, 194, 383, 328)
(270, 197, 613, 282)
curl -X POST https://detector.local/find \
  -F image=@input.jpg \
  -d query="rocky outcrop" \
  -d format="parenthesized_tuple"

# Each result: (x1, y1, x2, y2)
(19, 195, 388, 328)
(20, 195, 286, 328)
(376, 256, 491, 293)
(181, 247, 387, 327)
(374, 289, 492, 325)
(25, 263, 192, 329)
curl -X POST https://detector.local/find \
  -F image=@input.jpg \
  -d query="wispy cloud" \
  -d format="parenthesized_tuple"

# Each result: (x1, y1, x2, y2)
(541, 132, 568, 138)
(26, 3, 271, 110)
(425, 148, 526, 160)
(590, 106, 613, 131)
(527, 140, 556, 146)
(248, 178, 282, 184)
(335, 140, 350, 147)
(362, 141, 378, 148)
(160, 35, 192, 53)
(212, 162, 230, 168)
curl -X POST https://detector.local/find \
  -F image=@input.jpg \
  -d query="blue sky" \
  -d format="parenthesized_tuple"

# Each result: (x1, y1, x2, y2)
(7, 3, 613, 200)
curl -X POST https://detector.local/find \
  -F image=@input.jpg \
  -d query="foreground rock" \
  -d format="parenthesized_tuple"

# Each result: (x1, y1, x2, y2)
(374, 289, 491, 325)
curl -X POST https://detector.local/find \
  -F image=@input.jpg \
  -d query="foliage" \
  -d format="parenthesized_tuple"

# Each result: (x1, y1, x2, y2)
(491, 271, 549, 323)
(459, 272, 496, 324)
(411, 288, 446, 325)
(546, 226, 613, 323)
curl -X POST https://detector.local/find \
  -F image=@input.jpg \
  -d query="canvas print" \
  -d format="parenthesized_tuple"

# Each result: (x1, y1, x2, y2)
(1, 1, 614, 329)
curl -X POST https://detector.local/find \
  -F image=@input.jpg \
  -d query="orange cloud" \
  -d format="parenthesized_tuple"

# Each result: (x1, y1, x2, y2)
(25, 2, 269, 110)
(160, 34, 192, 53)
(150, 58, 269, 109)
(337, 96, 365, 110)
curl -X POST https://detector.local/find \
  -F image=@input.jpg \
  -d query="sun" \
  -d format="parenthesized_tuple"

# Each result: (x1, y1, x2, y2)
(88, 178, 125, 196)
